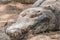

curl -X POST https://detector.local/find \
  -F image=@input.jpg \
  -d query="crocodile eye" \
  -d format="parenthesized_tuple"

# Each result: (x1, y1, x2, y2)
(40, 16, 50, 23)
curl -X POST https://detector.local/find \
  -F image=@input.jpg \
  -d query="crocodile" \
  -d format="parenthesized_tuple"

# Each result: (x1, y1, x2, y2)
(5, 0, 60, 40)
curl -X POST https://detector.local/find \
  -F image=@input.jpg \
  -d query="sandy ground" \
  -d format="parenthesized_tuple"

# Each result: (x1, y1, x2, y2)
(0, 13, 19, 40)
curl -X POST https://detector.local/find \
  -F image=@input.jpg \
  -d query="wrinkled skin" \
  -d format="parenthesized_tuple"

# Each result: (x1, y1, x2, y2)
(40, 0, 60, 29)
(6, 7, 57, 40)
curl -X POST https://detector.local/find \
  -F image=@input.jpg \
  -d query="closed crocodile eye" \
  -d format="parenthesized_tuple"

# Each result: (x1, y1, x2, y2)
(40, 16, 50, 23)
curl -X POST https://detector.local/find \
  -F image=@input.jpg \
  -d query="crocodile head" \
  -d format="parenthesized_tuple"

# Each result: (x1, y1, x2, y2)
(5, 7, 56, 40)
